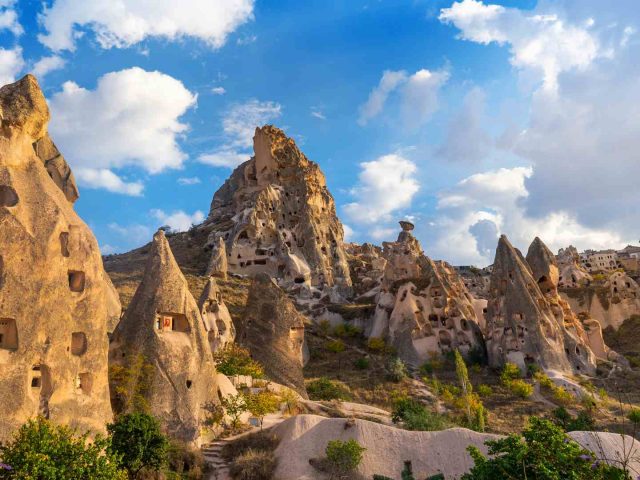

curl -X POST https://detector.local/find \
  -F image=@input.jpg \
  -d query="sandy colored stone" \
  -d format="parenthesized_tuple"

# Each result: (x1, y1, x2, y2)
(205, 236, 228, 279)
(204, 125, 351, 291)
(198, 276, 235, 352)
(0, 75, 117, 440)
(557, 245, 592, 288)
(109, 230, 218, 444)
(236, 273, 308, 398)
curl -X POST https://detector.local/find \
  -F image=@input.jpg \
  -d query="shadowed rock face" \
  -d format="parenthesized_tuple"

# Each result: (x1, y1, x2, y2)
(198, 276, 235, 352)
(109, 230, 218, 444)
(0, 75, 118, 440)
(205, 125, 351, 291)
(236, 273, 308, 398)
(369, 223, 484, 366)
(486, 235, 580, 374)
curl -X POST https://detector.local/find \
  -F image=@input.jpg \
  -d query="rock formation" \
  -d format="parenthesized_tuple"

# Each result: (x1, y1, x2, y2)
(198, 276, 235, 352)
(205, 236, 228, 280)
(203, 126, 351, 292)
(485, 235, 597, 374)
(0, 75, 118, 440)
(346, 242, 387, 300)
(109, 230, 218, 444)
(368, 222, 484, 366)
(557, 246, 592, 288)
(236, 273, 308, 397)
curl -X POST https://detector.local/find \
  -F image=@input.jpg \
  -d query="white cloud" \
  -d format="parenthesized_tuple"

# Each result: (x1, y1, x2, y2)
(198, 99, 281, 169)
(311, 110, 326, 120)
(0, 1, 22, 36)
(425, 166, 624, 266)
(100, 244, 118, 255)
(31, 55, 66, 79)
(343, 154, 420, 225)
(151, 209, 205, 231)
(48, 67, 196, 194)
(211, 86, 226, 95)
(75, 168, 144, 196)
(342, 224, 354, 242)
(358, 68, 449, 127)
(0, 46, 23, 86)
(108, 222, 152, 245)
(439, 0, 600, 91)
(38, 0, 255, 52)
(177, 176, 201, 185)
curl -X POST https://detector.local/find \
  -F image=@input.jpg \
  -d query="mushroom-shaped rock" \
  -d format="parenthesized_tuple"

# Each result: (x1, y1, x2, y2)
(204, 125, 351, 290)
(485, 235, 572, 373)
(109, 230, 219, 444)
(0, 75, 117, 440)
(198, 276, 235, 352)
(236, 273, 308, 398)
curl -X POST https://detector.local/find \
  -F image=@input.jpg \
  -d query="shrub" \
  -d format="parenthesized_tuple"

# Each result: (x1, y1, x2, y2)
(244, 391, 280, 430)
(392, 397, 450, 431)
(507, 379, 533, 398)
(386, 357, 408, 382)
(279, 388, 300, 416)
(109, 353, 155, 414)
(165, 441, 205, 479)
(367, 337, 386, 353)
(325, 439, 366, 475)
(107, 413, 168, 479)
(354, 357, 370, 370)
(221, 432, 280, 463)
(306, 377, 352, 401)
(222, 393, 248, 429)
(318, 319, 331, 335)
(462, 417, 628, 480)
(477, 385, 493, 397)
(213, 344, 264, 378)
(552, 386, 575, 406)
(627, 408, 640, 425)
(500, 362, 522, 385)
(0, 417, 126, 479)
(326, 339, 346, 354)
(229, 449, 276, 480)
(333, 323, 362, 338)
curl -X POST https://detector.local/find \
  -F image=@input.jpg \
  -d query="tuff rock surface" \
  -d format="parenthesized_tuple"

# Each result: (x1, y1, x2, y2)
(368, 222, 484, 366)
(204, 126, 351, 292)
(0, 75, 118, 440)
(198, 276, 235, 352)
(236, 273, 308, 397)
(109, 230, 218, 444)
(556, 245, 592, 288)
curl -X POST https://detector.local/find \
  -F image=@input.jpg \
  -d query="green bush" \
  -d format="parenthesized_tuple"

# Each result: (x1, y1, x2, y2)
(306, 377, 352, 401)
(386, 357, 408, 382)
(325, 439, 366, 475)
(500, 362, 522, 384)
(165, 441, 205, 479)
(326, 339, 346, 354)
(392, 397, 450, 431)
(108, 413, 168, 478)
(627, 408, 640, 425)
(476, 384, 493, 397)
(213, 344, 264, 378)
(0, 417, 126, 479)
(333, 323, 362, 338)
(229, 449, 276, 480)
(221, 432, 280, 463)
(367, 337, 386, 353)
(507, 379, 533, 398)
(552, 407, 596, 432)
(462, 417, 628, 480)
(354, 357, 370, 370)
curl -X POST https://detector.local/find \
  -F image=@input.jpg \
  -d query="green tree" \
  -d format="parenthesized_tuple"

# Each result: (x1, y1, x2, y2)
(213, 344, 264, 378)
(454, 349, 473, 426)
(109, 353, 155, 414)
(107, 413, 168, 479)
(223, 393, 248, 429)
(245, 391, 280, 431)
(326, 340, 346, 374)
(325, 439, 366, 478)
(0, 417, 126, 479)
(387, 357, 408, 382)
(462, 417, 629, 480)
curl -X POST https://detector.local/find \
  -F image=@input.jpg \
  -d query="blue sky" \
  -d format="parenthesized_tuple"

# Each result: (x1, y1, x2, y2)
(2, 0, 639, 266)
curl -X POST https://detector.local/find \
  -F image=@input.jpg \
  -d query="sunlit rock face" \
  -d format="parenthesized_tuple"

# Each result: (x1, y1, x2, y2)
(368, 222, 485, 366)
(109, 230, 219, 444)
(204, 126, 351, 292)
(0, 75, 119, 440)
(236, 273, 309, 398)
(556, 245, 592, 288)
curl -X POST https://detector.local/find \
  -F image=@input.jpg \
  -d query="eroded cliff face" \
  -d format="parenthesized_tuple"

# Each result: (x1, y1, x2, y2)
(109, 230, 218, 444)
(557, 246, 592, 288)
(236, 273, 308, 398)
(0, 75, 118, 440)
(198, 276, 235, 352)
(368, 222, 484, 366)
(204, 126, 351, 292)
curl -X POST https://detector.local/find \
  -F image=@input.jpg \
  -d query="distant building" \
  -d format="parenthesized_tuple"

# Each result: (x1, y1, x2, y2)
(617, 245, 640, 274)
(579, 249, 618, 273)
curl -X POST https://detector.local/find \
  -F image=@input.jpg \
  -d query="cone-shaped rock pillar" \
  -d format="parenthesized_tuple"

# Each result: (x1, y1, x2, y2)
(198, 276, 235, 352)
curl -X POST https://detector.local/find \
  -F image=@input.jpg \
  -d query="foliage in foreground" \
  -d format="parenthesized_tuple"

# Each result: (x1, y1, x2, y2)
(213, 344, 264, 378)
(462, 417, 630, 480)
(229, 449, 276, 480)
(107, 413, 168, 479)
(0, 417, 126, 479)
(325, 439, 366, 477)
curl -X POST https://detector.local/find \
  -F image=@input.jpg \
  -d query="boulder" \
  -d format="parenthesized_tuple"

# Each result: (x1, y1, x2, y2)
(203, 125, 351, 291)
(236, 273, 308, 398)
(0, 75, 117, 440)
(109, 230, 218, 444)
(198, 276, 235, 352)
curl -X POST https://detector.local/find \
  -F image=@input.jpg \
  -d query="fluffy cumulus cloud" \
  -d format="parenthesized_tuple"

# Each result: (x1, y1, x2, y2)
(439, 0, 601, 91)
(198, 99, 281, 168)
(0, 46, 24, 86)
(438, 0, 640, 255)
(75, 168, 143, 196)
(38, 0, 255, 52)
(31, 55, 66, 79)
(343, 154, 420, 225)
(48, 67, 197, 194)
(358, 68, 449, 127)
(0, 0, 22, 36)
(151, 209, 205, 231)
(425, 166, 624, 266)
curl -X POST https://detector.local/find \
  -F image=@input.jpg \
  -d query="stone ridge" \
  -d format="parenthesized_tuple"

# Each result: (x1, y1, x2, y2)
(204, 125, 351, 290)
(0, 74, 118, 440)
(109, 230, 219, 444)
